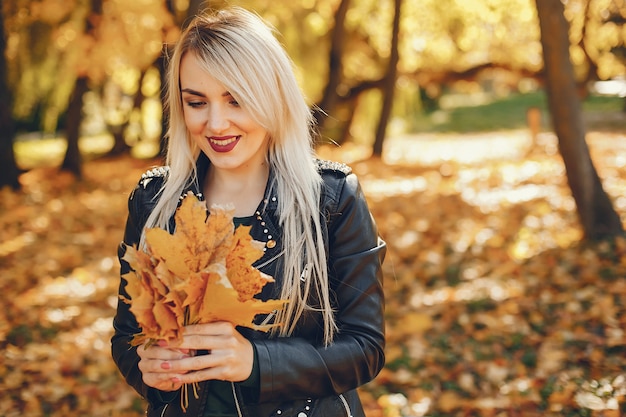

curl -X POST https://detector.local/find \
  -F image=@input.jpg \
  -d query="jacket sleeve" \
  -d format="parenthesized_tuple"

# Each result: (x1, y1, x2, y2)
(250, 172, 386, 402)
(110, 179, 172, 409)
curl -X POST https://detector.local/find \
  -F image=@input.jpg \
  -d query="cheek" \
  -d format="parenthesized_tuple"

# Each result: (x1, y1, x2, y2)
(235, 116, 267, 139)
(183, 111, 205, 133)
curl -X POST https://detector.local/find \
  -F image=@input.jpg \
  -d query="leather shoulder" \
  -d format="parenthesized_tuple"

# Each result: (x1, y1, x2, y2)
(315, 159, 352, 176)
(129, 166, 169, 202)
(138, 166, 169, 189)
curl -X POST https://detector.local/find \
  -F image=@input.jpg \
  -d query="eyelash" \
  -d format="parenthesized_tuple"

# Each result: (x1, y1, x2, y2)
(184, 99, 240, 108)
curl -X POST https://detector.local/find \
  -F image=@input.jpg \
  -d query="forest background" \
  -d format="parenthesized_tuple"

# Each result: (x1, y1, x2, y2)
(1, 0, 626, 416)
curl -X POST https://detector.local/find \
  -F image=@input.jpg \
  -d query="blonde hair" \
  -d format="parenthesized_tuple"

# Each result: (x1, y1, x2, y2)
(142, 7, 337, 345)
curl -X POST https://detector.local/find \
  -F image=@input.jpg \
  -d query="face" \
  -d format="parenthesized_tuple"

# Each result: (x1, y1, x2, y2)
(179, 52, 269, 174)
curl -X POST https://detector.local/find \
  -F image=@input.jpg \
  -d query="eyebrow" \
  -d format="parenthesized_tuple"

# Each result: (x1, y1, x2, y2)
(181, 88, 233, 98)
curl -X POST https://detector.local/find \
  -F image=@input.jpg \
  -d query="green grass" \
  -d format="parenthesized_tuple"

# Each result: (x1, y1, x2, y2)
(412, 92, 624, 133)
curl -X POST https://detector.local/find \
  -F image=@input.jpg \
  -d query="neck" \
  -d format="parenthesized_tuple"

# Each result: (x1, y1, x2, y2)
(203, 163, 270, 217)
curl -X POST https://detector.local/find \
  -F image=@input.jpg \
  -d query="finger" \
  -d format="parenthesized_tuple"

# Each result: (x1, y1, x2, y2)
(143, 373, 185, 391)
(138, 354, 193, 374)
(175, 366, 227, 385)
(175, 334, 230, 351)
(173, 356, 250, 384)
(166, 349, 252, 382)
(137, 345, 193, 361)
(165, 350, 218, 373)
(183, 321, 234, 336)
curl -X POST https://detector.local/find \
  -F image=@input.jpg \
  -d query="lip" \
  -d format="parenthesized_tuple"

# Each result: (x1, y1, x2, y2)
(207, 135, 240, 153)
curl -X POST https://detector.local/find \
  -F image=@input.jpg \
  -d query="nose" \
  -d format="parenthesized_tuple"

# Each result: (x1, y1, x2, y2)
(206, 105, 230, 134)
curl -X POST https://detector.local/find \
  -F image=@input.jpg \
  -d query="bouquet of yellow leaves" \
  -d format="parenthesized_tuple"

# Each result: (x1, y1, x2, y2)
(120, 192, 286, 410)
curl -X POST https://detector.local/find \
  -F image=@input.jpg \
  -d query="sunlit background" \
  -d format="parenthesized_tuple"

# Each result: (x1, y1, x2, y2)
(2, 0, 626, 416)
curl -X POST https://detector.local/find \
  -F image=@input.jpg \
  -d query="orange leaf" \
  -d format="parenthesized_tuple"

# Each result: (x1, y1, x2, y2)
(226, 225, 272, 301)
(121, 193, 287, 344)
(122, 246, 185, 345)
(146, 194, 234, 278)
(195, 269, 286, 330)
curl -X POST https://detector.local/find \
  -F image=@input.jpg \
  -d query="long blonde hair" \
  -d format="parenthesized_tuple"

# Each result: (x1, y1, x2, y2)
(142, 7, 337, 345)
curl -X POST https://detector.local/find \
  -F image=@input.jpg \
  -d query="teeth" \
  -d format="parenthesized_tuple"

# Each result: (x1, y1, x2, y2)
(209, 136, 238, 146)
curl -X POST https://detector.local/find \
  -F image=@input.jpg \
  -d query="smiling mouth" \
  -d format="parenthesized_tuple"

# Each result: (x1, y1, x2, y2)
(207, 135, 241, 153)
(209, 136, 239, 145)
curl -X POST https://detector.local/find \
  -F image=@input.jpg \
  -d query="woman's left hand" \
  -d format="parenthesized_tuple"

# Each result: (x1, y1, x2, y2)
(161, 321, 254, 385)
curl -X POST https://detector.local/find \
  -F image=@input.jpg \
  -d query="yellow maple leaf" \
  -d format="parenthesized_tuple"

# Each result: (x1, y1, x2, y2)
(121, 192, 287, 346)
(226, 224, 272, 301)
(146, 194, 234, 278)
(195, 269, 286, 331)
(122, 246, 184, 345)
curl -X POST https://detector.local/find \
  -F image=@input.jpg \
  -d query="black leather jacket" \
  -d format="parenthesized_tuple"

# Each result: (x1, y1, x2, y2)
(111, 157, 386, 417)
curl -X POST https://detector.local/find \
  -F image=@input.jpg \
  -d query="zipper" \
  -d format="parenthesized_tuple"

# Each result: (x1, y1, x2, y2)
(255, 250, 284, 270)
(300, 263, 312, 282)
(338, 394, 353, 417)
(232, 382, 244, 417)
(259, 310, 277, 327)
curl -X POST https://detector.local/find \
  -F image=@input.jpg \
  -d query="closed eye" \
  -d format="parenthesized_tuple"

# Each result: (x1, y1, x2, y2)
(185, 100, 205, 108)
(180, 88, 240, 108)
(226, 93, 240, 107)
(181, 88, 206, 108)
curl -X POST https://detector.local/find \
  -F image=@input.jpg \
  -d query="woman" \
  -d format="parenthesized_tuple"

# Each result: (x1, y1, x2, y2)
(111, 7, 386, 417)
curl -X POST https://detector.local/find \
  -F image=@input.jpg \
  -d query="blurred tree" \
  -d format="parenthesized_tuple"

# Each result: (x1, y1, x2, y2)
(0, 1, 21, 189)
(314, 0, 351, 130)
(603, 1, 626, 111)
(568, 0, 626, 86)
(61, 0, 102, 177)
(535, 0, 623, 240)
(155, 0, 206, 158)
(372, 0, 401, 156)
(94, 0, 179, 158)
(4, 0, 178, 172)
(312, 0, 392, 146)
(5, 0, 624, 167)
(400, 0, 542, 96)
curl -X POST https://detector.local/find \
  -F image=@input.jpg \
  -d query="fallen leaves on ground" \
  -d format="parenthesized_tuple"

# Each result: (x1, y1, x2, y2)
(2, 130, 626, 416)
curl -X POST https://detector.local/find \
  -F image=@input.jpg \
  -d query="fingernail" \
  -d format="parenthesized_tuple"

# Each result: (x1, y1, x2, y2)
(171, 377, 181, 383)
(157, 340, 168, 347)
(161, 362, 171, 370)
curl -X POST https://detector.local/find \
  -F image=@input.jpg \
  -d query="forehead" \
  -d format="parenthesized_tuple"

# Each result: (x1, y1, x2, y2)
(179, 53, 227, 93)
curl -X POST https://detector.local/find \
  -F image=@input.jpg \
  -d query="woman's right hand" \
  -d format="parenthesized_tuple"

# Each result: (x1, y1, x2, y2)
(136, 341, 193, 391)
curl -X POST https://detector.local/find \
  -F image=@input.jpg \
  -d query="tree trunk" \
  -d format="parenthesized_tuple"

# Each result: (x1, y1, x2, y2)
(61, 76, 88, 177)
(535, 0, 623, 240)
(60, 0, 103, 177)
(0, 7, 20, 189)
(372, 0, 402, 157)
(106, 70, 147, 156)
(313, 0, 351, 128)
(338, 98, 358, 145)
